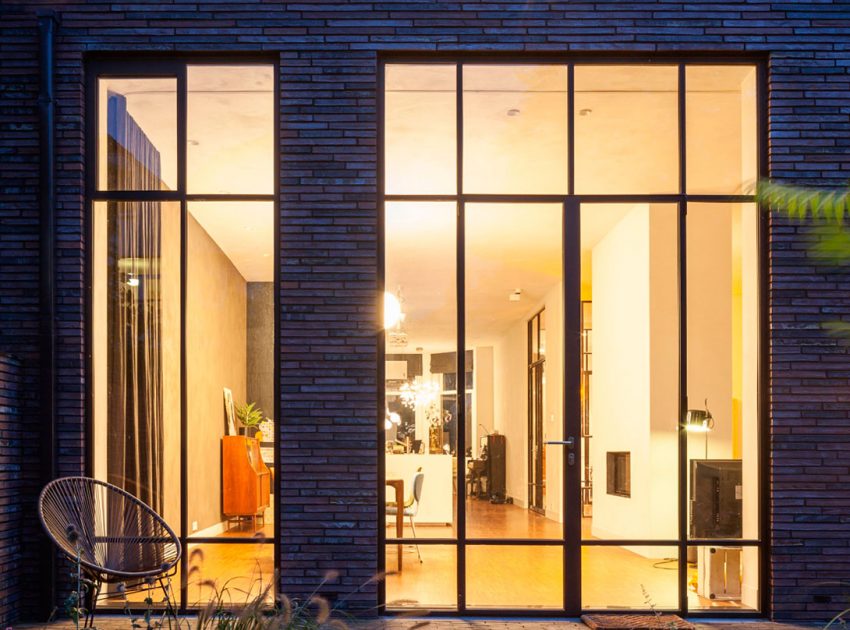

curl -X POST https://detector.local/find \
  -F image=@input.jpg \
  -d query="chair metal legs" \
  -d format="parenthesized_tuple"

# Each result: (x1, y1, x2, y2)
(83, 578, 101, 628)
(408, 515, 423, 563)
(159, 576, 178, 619)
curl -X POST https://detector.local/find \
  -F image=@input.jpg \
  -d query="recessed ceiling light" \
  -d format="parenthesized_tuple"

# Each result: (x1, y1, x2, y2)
(579, 108, 593, 116)
(507, 108, 521, 117)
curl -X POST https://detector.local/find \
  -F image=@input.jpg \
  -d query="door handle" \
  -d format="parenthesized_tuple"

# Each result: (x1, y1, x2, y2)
(545, 437, 575, 449)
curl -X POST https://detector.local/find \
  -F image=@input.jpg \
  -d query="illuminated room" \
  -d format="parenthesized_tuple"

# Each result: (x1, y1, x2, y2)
(91, 64, 276, 605)
(382, 63, 760, 611)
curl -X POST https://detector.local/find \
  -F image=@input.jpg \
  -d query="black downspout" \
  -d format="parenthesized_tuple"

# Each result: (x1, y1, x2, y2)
(37, 10, 57, 616)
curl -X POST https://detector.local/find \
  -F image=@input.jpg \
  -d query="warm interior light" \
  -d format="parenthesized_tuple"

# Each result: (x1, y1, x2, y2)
(384, 408, 401, 430)
(684, 408, 714, 433)
(384, 291, 402, 329)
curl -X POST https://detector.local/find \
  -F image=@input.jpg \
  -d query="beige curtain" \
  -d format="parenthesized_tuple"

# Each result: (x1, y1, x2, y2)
(105, 92, 165, 514)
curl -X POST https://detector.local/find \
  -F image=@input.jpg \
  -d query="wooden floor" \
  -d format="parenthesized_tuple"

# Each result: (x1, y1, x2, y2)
(385, 500, 753, 612)
(101, 505, 276, 607)
(103, 501, 750, 612)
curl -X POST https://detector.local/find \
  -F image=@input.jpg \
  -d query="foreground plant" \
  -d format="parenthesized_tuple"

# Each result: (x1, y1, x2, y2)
(757, 179, 850, 338)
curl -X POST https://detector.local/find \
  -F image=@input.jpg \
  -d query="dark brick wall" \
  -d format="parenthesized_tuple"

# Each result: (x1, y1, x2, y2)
(0, 9, 46, 625)
(0, 355, 24, 626)
(2, 0, 850, 621)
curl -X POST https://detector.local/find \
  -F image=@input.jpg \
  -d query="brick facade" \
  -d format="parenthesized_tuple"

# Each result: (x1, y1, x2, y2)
(2, 0, 850, 623)
(0, 355, 24, 626)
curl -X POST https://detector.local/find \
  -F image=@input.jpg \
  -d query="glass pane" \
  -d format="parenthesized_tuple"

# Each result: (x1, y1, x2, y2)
(92, 201, 182, 533)
(688, 545, 759, 611)
(575, 65, 678, 194)
(384, 202, 457, 541)
(188, 65, 274, 194)
(686, 203, 759, 541)
(582, 546, 678, 609)
(187, 202, 275, 539)
(687, 66, 758, 194)
(385, 64, 457, 195)
(463, 65, 568, 194)
(386, 544, 457, 609)
(580, 203, 679, 540)
(185, 542, 274, 605)
(98, 78, 177, 191)
(465, 203, 563, 539)
(466, 545, 563, 609)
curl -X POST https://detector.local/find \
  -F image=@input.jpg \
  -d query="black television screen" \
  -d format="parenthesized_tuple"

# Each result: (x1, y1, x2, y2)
(690, 459, 742, 538)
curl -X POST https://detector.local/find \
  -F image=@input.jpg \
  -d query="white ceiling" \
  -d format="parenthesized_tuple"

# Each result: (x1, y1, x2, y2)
(101, 66, 275, 283)
(385, 200, 652, 350)
(189, 201, 274, 282)
(384, 64, 756, 352)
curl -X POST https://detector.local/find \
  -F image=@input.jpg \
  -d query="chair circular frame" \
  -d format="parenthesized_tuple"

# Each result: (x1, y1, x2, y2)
(38, 476, 182, 580)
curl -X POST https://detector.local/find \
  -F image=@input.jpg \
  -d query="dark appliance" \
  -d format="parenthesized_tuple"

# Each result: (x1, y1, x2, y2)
(689, 459, 742, 538)
(487, 434, 506, 503)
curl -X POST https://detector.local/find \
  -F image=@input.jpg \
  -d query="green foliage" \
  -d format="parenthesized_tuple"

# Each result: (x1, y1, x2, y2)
(236, 402, 264, 428)
(756, 180, 850, 224)
(757, 178, 850, 339)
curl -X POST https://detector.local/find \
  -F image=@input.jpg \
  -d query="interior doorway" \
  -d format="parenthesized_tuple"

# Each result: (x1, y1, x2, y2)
(528, 309, 547, 514)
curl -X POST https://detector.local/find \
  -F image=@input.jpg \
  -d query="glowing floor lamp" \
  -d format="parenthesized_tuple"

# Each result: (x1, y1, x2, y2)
(684, 400, 714, 459)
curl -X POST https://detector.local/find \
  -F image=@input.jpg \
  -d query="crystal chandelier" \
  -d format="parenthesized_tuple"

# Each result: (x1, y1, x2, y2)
(399, 379, 439, 410)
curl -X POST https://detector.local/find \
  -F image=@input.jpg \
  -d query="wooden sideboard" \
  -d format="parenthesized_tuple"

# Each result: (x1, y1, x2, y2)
(222, 435, 271, 527)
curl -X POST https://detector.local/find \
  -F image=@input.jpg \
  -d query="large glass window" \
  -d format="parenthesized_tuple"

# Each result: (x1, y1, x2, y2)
(574, 65, 678, 194)
(382, 60, 761, 615)
(91, 60, 276, 610)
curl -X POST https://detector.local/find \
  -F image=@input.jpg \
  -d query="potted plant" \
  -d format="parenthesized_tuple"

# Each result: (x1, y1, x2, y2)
(236, 401, 264, 438)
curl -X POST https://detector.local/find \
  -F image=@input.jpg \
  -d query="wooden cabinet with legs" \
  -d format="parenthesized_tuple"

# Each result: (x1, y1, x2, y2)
(222, 435, 271, 528)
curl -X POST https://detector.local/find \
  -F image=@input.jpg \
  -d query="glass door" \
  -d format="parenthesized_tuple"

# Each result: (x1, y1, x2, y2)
(381, 59, 762, 616)
(464, 202, 568, 611)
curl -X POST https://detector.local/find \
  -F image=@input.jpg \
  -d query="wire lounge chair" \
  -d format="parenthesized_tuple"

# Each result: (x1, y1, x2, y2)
(38, 476, 181, 627)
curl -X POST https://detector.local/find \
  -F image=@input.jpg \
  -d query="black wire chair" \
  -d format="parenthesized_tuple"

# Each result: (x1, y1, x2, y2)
(38, 476, 182, 627)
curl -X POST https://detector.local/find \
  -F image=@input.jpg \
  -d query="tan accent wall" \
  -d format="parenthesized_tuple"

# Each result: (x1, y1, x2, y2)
(186, 212, 247, 534)
(162, 204, 183, 530)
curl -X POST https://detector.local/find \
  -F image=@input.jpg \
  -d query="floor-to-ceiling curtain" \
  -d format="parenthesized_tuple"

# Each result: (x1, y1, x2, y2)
(105, 92, 165, 517)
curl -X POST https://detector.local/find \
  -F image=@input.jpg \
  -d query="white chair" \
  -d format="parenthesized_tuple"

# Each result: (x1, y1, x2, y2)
(386, 471, 424, 563)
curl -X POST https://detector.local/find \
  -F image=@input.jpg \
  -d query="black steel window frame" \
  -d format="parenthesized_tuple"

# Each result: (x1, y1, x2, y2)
(377, 53, 769, 618)
(83, 54, 281, 613)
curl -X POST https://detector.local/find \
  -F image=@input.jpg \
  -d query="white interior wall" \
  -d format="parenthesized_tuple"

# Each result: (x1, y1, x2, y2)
(648, 206, 679, 542)
(687, 207, 734, 461)
(493, 320, 528, 506)
(590, 204, 680, 554)
(590, 205, 654, 542)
